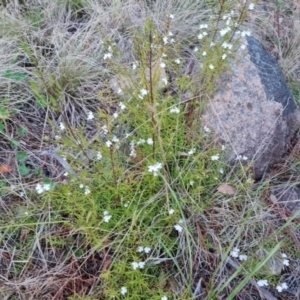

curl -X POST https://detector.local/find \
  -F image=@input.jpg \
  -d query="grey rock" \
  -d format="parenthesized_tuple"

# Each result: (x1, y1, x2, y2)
(202, 35, 300, 179)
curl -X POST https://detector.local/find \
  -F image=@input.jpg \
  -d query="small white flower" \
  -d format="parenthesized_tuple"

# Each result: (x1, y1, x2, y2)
(276, 282, 288, 292)
(248, 3, 255, 10)
(112, 135, 119, 143)
(103, 211, 112, 222)
(160, 62, 166, 68)
(222, 53, 227, 60)
(132, 62, 138, 70)
(283, 258, 289, 266)
(221, 145, 225, 151)
(124, 202, 129, 208)
(59, 122, 65, 131)
(163, 36, 168, 45)
(220, 27, 231, 36)
(138, 88, 149, 99)
(35, 183, 44, 194)
(103, 52, 112, 60)
(131, 262, 139, 270)
(87, 111, 94, 120)
(148, 162, 163, 176)
(121, 286, 127, 295)
(144, 247, 151, 254)
(168, 31, 173, 37)
(43, 184, 51, 191)
(137, 246, 144, 253)
(281, 253, 287, 258)
(198, 33, 204, 40)
(162, 77, 168, 85)
(202, 51, 207, 56)
(189, 180, 194, 186)
(199, 24, 208, 29)
(174, 58, 181, 64)
(230, 247, 240, 258)
(24, 211, 28, 215)
(162, 53, 167, 58)
(117, 88, 122, 94)
(79, 184, 84, 188)
(204, 126, 211, 133)
(113, 112, 119, 118)
(147, 138, 153, 145)
(138, 261, 146, 268)
(242, 156, 248, 161)
(257, 279, 269, 287)
(174, 224, 183, 233)
(219, 168, 224, 174)
(194, 47, 199, 52)
(169, 14, 174, 19)
(210, 42, 215, 48)
(170, 107, 180, 114)
(161, 297, 168, 300)
(211, 154, 219, 161)
(169, 209, 175, 215)
(106, 140, 112, 148)
(239, 254, 248, 261)
(102, 125, 108, 135)
(119, 102, 126, 110)
(84, 186, 91, 195)
(209, 64, 214, 70)
(241, 30, 251, 37)
(96, 152, 102, 161)
(188, 148, 196, 156)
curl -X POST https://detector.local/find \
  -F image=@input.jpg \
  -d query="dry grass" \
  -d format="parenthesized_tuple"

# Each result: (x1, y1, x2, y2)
(1, 0, 300, 299)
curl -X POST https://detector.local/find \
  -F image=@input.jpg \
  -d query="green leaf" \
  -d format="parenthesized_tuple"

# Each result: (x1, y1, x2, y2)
(19, 163, 30, 176)
(0, 106, 10, 120)
(11, 140, 19, 148)
(17, 151, 28, 162)
(18, 126, 28, 136)
(4, 70, 28, 81)
(0, 121, 4, 132)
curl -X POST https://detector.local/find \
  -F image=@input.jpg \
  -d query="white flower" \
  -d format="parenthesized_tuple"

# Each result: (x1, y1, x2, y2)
(202, 51, 207, 56)
(112, 135, 119, 143)
(189, 180, 194, 186)
(281, 253, 287, 258)
(79, 184, 84, 188)
(121, 286, 127, 295)
(194, 47, 199, 52)
(170, 107, 180, 113)
(248, 3, 255, 10)
(138, 88, 148, 99)
(103, 52, 112, 60)
(87, 111, 94, 120)
(169, 209, 175, 215)
(84, 186, 91, 195)
(174, 224, 183, 233)
(188, 148, 196, 156)
(220, 27, 231, 36)
(283, 258, 289, 266)
(117, 88, 122, 94)
(144, 247, 151, 254)
(139, 261, 146, 268)
(148, 162, 163, 176)
(113, 112, 119, 118)
(169, 14, 174, 19)
(204, 126, 211, 133)
(242, 156, 248, 161)
(137, 138, 146, 145)
(210, 42, 215, 47)
(222, 54, 227, 60)
(276, 282, 288, 292)
(209, 64, 214, 70)
(257, 279, 268, 287)
(168, 31, 173, 37)
(147, 138, 153, 145)
(162, 77, 168, 85)
(96, 152, 102, 161)
(43, 184, 51, 191)
(199, 24, 208, 29)
(230, 247, 240, 258)
(219, 168, 224, 174)
(59, 122, 65, 131)
(132, 62, 137, 70)
(174, 58, 181, 64)
(162, 53, 167, 58)
(161, 297, 168, 300)
(239, 254, 248, 261)
(131, 262, 139, 270)
(137, 246, 144, 253)
(163, 36, 168, 45)
(119, 102, 126, 110)
(102, 125, 108, 135)
(103, 211, 112, 223)
(211, 154, 219, 161)
(106, 140, 112, 148)
(198, 33, 204, 40)
(241, 30, 251, 37)
(35, 183, 44, 194)
(160, 62, 166, 68)
(221, 145, 225, 151)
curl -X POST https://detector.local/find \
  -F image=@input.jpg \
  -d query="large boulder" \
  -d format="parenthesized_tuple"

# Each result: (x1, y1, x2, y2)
(202, 35, 300, 179)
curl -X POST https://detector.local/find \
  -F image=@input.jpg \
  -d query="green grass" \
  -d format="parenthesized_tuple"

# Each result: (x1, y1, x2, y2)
(0, 0, 300, 299)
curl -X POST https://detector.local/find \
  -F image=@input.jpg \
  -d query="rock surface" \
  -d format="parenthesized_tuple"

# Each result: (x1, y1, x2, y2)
(202, 35, 300, 179)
